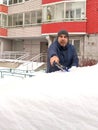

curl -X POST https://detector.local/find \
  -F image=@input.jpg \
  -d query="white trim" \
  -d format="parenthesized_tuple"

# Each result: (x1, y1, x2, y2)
(41, 32, 86, 36)
(69, 32, 86, 35)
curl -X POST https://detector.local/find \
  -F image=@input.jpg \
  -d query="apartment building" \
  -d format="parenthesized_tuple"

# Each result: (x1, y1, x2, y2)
(0, 0, 98, 63)
(0, 0, 48, 61)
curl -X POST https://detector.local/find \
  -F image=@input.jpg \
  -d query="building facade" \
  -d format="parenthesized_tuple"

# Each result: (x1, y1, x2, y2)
(0, 0, 98, 64)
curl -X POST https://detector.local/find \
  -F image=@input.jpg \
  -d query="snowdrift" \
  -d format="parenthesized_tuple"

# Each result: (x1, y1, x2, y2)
(0, 64, 98, 130)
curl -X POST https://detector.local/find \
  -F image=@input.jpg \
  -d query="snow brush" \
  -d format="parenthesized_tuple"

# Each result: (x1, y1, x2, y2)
(53, 62, 69, 72)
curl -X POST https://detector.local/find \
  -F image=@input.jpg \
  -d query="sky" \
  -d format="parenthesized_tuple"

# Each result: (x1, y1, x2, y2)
(0, 63, 98, 130)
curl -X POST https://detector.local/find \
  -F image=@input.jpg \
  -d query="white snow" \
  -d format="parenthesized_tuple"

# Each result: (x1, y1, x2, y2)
(0, 63, 98, 130)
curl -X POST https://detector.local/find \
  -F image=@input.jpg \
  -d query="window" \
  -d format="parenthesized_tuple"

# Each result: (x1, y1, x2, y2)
(69, 39, 80, 54)
(18, 13, 23, 25)
(31, 11, 36, 24)
(43, 5, 55, 22)
(0, 14, 7, 27)
(24, 10, 42, 25)
(42, 1, 86, 22)
(13, 0, 17, 4)
(37, 10, 42, 23)
(56, 3, 64, 20)
(9, 0, 12, 4)
(13, 13, 23, 26)
(13, 14, 17, 26)
(66, 2, 86, 21)
(66, 10, 74, 20)
(74, 40, 80, 54)
(7, 10, 42, 27)
(8, 15, 13, 27)
(76, 9, 81, 19)
(2, 14, 7, 27)
(3, 0, 7, 5)
(43, 3, 63, 22)
(9, 0, 23, 5)
(47, 6, 53, 20)
(25, 12, 31, 25)
(19, 0, 22, 2)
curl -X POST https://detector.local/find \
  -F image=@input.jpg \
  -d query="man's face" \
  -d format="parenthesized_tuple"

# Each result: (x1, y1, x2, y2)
(58, 34, 68, 47)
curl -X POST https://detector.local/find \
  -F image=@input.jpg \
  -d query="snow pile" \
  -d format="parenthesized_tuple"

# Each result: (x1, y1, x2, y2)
(0, 64, 98, 130)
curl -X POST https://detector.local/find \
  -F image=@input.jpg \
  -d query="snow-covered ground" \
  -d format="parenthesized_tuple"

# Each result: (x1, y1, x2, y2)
(0, 63, 98, 130)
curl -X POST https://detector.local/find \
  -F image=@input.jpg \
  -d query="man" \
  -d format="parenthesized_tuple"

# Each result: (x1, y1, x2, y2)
(46, 29, 79, 73)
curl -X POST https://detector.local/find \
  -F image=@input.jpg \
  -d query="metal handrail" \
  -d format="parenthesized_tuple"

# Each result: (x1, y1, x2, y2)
(30, 53, 47, 61)
(20, 53, 47, 71)
(0, 52, 47, 72)
(0, 51, 29, 60)
(0, 68, 35, 78)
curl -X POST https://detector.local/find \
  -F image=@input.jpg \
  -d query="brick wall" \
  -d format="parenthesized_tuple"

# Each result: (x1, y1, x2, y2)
(86, 0, 98, 33)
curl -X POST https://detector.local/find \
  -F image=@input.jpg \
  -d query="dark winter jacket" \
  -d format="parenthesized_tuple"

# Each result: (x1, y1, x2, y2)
(46, 40, 79, 73)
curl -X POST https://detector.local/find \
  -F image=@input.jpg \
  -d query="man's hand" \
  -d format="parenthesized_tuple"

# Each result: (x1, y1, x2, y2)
(50, 56, 59, 66)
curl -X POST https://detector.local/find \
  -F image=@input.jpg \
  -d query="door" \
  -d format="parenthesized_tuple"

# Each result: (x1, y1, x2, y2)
(40, 42, 48, 62)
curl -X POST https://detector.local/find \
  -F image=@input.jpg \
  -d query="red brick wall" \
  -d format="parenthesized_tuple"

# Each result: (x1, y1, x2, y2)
(0, 28, 7, 36)
(42, 22, 86, 34)
(0, 5, 8, 36)
(86, 0, 98, 33)
(0, 4, 8, 13)
(42, 0, 63, 4)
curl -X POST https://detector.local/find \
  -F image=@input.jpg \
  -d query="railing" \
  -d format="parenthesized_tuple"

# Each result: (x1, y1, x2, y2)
(30, 53, 47, 62)
(0, 52, 47, 77)
(16, 53, 30, 60)
(0, 68, 35, 79)
(0, 51, 30, 60)
(20, 53, 47, 71)
(0, 51, 30, 68)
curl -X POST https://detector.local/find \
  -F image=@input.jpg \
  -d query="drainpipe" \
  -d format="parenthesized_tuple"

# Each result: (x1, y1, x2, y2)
(46, 35, 53, 47)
